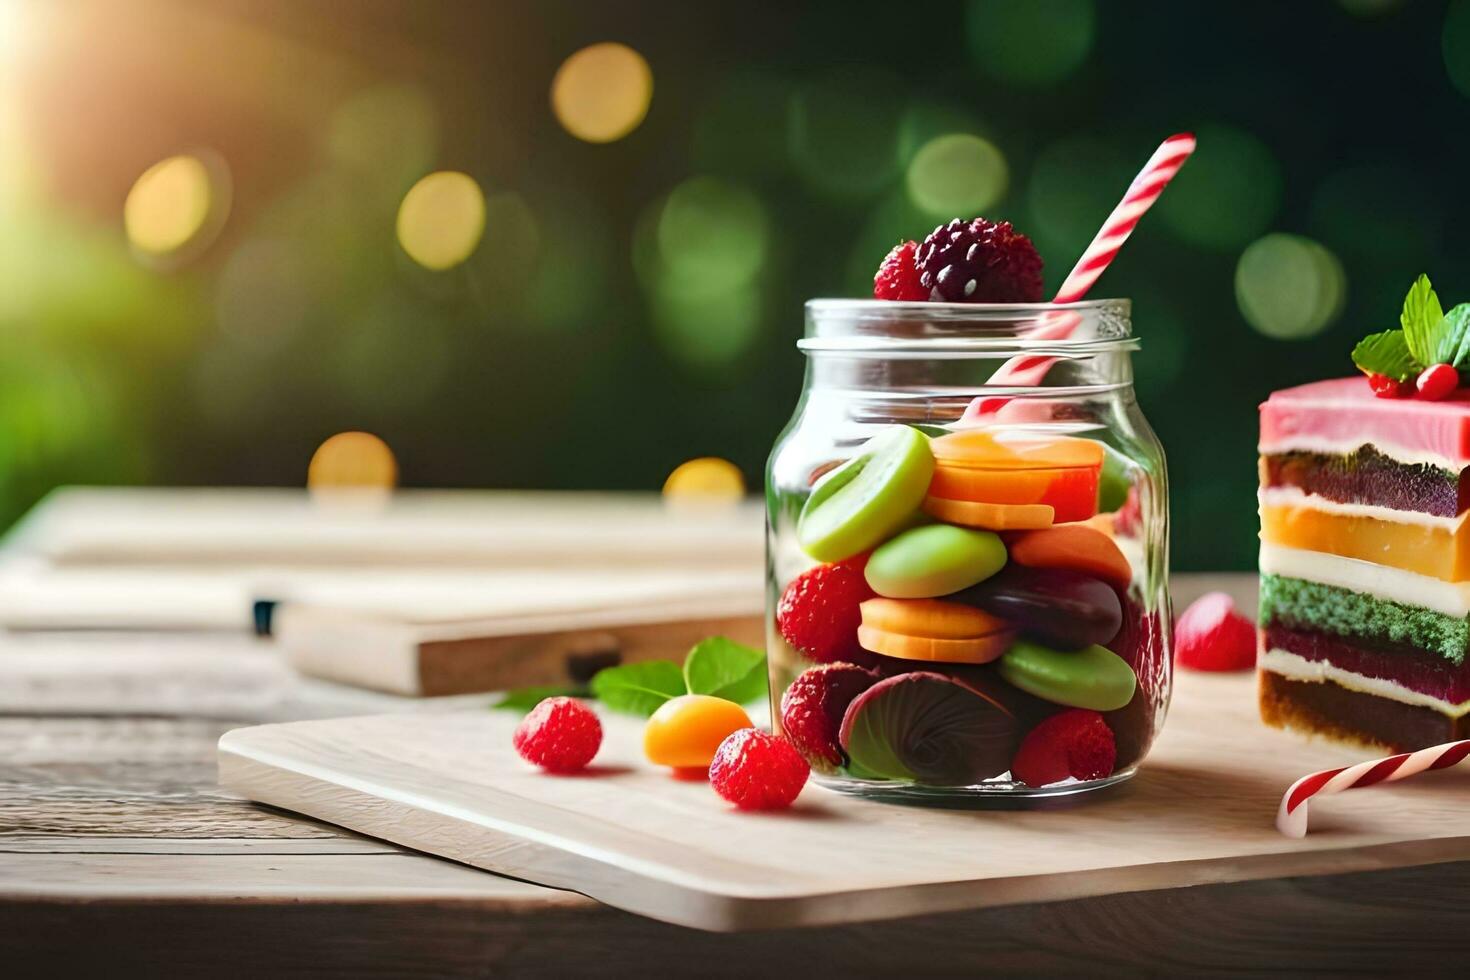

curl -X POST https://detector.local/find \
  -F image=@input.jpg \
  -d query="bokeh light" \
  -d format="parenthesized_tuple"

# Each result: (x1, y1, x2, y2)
(789, 69, 906, 198)
(634, 176, 771, 371)
(905, 133, 1008, 220)
(1235, 233, 1347, 339)
(965, 0, 1096, 85)
(124, 153, 231, 264)
(655, 176, 769, 290)
(466, 190, 542, 309)
(551, 42, 653, 143)
(1156, 124, 1281, 250)
(662, 457, 746, 501)
(396, 171, 486, 271)
(307, 431, 398, 493)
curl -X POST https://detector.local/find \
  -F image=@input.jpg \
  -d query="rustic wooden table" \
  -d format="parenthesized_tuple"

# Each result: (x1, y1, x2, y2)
(3, 574, 1468, 977)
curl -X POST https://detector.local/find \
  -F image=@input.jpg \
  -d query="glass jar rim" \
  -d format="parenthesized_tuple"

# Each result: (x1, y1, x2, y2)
(800, 298, 1135, 356)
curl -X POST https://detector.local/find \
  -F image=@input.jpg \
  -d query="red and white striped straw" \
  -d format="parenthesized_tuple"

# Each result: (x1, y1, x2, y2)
(967, 132, 1196, 411)
(1276, 739, 1470, 839)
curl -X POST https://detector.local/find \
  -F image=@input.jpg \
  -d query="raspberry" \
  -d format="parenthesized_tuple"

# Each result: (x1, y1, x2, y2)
(1010, 709, 1116, 787)
(779, 662, 878, 772)
(915, 217, 1044, 303)
(513, 696, 602, 773)
(709, 728, 809, 810)
(776, 557, 877, 665)
(1367, 372, 1412, 398)
(1416, 364, 1459, 401)
(1174, 591, 1256, 672)
(873, 240, 927, 301)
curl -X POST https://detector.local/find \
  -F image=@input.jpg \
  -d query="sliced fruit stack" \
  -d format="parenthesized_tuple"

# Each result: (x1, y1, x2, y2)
(777, 422, 1144, 789)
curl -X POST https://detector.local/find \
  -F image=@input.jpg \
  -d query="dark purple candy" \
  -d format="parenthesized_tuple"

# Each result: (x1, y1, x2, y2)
(953, 565, 1122, 651)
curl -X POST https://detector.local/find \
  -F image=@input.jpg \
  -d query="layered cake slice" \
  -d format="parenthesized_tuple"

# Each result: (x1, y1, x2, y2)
(1258, 275, 1470, 750)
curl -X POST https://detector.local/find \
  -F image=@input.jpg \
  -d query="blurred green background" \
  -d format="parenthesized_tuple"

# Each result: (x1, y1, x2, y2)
(1, 0, 1467, 570)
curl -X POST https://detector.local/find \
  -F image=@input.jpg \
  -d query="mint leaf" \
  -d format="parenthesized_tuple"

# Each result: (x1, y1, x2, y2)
(1351, 329, 1419, 381)
(1443, 304, 1470, 368)
(683, 636, 767, 704)
(490, 684, 588, 713)
(1400, 274, 1445, 364)
(590, 661, 686, 717)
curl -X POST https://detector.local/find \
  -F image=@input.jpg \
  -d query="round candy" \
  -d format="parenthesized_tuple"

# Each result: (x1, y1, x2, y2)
(922, 497, 1055, 531)
(864, 524, 1007, 598)
(956, 565, 1122, 650)
(1006, 524, 1132, 592)
(997, 639, 1138, 711)
(856, 624, 1013, 664)
(797, 425, 935, 563)
(859, 597, 1009, 639)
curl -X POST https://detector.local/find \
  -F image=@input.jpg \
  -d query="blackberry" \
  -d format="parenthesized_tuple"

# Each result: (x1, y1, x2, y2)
(915, 217, 1044, 303)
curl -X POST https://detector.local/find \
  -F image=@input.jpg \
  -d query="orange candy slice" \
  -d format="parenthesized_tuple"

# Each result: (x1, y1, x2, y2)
(930, 431, 1105, 470)
(922, 496, 1055, 530)
(856, 625, 1014, 664)
(1005, 524, 1133, 591)
(860, 597, 1009, 640)
(926, 431, 1102, 523)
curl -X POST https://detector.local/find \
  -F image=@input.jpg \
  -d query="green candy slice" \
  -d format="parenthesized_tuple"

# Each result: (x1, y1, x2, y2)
(1097, 444, 1133, 513)
(997, 639, 1138, 711)
(797, 425, 935, 563)
(865, 524, 1007, 598)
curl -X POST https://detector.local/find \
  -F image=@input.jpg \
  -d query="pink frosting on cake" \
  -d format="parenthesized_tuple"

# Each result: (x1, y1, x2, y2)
(1260, 377, 1470, 467)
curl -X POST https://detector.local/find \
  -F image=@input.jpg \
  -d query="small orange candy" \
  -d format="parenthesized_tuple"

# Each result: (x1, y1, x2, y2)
(643, 695, 753, 771)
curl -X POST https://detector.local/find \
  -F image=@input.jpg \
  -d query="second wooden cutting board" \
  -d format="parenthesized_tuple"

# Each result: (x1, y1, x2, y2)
(218, 672, 1470, 932)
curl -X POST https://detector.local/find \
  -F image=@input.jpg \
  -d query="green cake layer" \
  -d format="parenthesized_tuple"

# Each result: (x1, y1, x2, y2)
(1258, 574, 1469, 665)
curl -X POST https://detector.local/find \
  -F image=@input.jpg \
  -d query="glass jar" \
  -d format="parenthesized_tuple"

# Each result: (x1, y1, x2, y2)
(766, 299, 1171, 803)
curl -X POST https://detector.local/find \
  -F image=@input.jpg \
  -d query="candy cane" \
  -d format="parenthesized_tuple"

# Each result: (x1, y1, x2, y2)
(964, 133, 1196, 418)
(1276, 739, 1470, 839)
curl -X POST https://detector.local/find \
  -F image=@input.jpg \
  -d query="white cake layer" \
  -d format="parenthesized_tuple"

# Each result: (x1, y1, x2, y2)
(1256, 435, 1461, 471)
(1257, 485, 1465, 531)
(1259, 648, 1470, 719)
(1258, 543, 1470, 618)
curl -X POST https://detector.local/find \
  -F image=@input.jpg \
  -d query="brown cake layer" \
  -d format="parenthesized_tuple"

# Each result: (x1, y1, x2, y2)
(1260, 447, 1465, 517)
(1259, 669, 1470, 753)
(1264, 624, 1470, 704)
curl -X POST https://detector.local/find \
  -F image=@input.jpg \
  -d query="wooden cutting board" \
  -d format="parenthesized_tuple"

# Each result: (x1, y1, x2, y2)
(217, 672, 1470, 932)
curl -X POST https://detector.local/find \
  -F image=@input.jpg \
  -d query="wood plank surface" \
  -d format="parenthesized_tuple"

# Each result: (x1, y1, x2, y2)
(217, 668, 1470, 932)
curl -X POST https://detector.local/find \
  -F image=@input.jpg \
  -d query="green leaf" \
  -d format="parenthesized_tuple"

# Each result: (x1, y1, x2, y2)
(1351, 329, 1419, 381)
(1444, 304, 1470, 368)
(590, 660, 687, 717)
(490, 685, 588, 713)
(1400, 274, 1445, 364)
(683, 636, 767, 704)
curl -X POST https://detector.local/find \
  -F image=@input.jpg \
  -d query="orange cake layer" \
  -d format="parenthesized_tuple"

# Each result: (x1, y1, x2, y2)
(1259, 504, 1470, 582)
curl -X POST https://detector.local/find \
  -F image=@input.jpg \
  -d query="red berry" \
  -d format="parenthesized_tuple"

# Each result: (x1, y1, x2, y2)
(1174, 591, 1256, 672)
(873, 240, 928, 301)
(1416, 363, 1459, 401)
(915, 217, 1043, 303)
(709, 728, 810, 810)
(779, 662, 877, 772)
(776, 557, 878, 665)
(513, 696, 602, 773)
(1010, 709, 1116, 788)
(1367, 372, 1412, 398)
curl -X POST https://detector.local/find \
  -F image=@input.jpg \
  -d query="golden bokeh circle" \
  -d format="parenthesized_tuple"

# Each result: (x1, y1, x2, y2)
(551, 42, 653, 143)
(124, 153, 230, 261)
(662, 457, 745, 501)
(396, 171, 487, 270)
(307, 431, 399, 492)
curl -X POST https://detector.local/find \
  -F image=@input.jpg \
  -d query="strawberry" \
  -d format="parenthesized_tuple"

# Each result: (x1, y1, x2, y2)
(873, 240, 927, 301)
(1010, 709, 1116, 787)
(776, 557, 877, 665)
